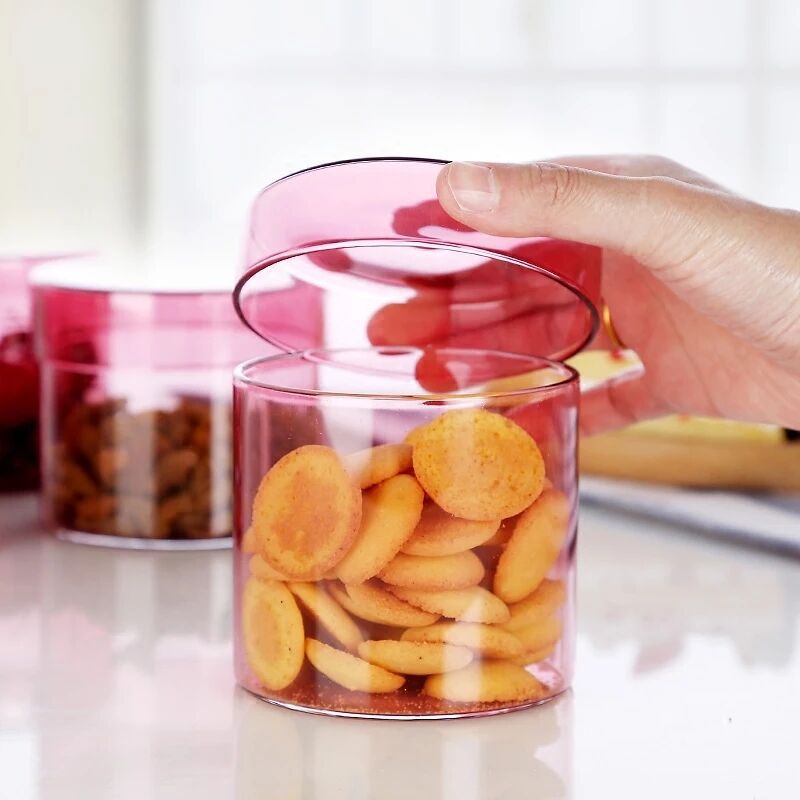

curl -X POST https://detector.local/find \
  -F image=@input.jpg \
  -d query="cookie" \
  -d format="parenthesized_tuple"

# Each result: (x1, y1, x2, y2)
(388, 586, 510, 624)
(379, 551, 485, 591)
(288, 582, 363, 652)
(336, 474, 424, 584)
(401, 622, 523, 659)
(494, 489, 569, 603)
(357, 640, 473, 675)
(402, 503, 500, 557)
(242, 578, 305, 691)
(423, 660, 547, 703)
(252, 445, 361, 580)
(330, 581, 440, 628)
(305, 639, 405, 693)
(343, 443, 412, 489)
(412, 408, 545, 521)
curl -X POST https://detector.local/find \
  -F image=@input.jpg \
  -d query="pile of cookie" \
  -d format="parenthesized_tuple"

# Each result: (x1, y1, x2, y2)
(241, 407, 569, 711)
(49, 395, 232, 540)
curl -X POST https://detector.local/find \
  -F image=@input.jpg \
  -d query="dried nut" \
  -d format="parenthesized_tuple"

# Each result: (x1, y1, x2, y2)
(343, 444, 413, 489)
(402, 503, 500, 557)
(379, 551, 485, 591)
(357, 640, 474, 675)
(412, 408, 546, 521)
(423, 660, 547, 703)
(157, 492, 193, 537)
(494, 490, 570, 604)
(158, 449, 199, 495)
(252, 445, 362, 580)
(388, 586, 510, 625)
(289, 582, 363, 652)
(305, 638, 404, 693)
(401, 622, 524, 659)
(330, 581, 439, 628)
(58, 462, 98, 497)
(96, 446, 129, 486)
(243, 578, 305, 691)
(502, 579, 567, 633)
(335, 474, 424, 584)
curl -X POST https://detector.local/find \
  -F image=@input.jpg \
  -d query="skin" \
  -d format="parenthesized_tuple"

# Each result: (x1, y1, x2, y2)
(376, 156, 800, 434)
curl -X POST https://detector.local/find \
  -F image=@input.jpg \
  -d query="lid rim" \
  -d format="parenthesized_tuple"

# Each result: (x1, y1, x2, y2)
(234, 238, 600, 361)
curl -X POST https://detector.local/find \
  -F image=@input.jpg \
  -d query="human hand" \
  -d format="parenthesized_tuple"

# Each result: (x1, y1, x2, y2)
(415, 156, 800, 433)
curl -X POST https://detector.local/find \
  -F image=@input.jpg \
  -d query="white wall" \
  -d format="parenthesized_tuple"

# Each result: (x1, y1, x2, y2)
(0, 0, 142, 254)
(144, 0, 800, 278)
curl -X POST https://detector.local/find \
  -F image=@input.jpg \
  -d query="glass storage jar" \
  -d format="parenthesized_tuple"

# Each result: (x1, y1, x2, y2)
(0, 255, 59, 492)
(33, 266, 288, 549)
(232, 157, 602, 717)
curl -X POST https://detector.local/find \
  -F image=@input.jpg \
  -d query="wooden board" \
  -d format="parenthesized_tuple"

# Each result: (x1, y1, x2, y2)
(580, 432, 800, 492)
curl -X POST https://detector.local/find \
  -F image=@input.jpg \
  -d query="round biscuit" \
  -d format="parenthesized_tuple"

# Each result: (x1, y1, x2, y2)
(412, 409, 545, 521)
(379, 551, 484, 590)
(357, 639, 473, 675)
(494, 489, 570, 603)
(252, 445, 362, 580)
(242, 578, 305, 691)
(336, 474, 424, 584)
(305, 638, 405, 693)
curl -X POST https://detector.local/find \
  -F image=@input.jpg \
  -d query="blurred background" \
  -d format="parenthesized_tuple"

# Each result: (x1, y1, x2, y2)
(2, 0, 799, 280)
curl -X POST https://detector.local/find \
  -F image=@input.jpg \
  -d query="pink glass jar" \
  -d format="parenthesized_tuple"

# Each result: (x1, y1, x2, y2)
(232, 158, 602, 718)
(33, 269, 279, 549)
(0, 255, 51, 492)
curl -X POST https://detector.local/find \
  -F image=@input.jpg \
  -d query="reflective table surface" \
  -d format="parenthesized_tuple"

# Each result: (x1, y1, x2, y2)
(2, 493, 799, 799)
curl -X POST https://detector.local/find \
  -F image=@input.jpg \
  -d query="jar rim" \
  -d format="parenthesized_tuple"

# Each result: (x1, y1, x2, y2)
(233, 346, 579, 402)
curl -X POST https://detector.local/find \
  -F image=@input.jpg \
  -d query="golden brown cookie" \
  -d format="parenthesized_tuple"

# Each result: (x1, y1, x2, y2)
(343, 443, 413, 489)
(249, 554, 291, 581)
(252, 445, 362, 580)
(502, 579, 566, 633)
(494, 489, 570, 603)
(242, 578, 305, 691)
(512, 616, 562, 657)
(401, 622, 523, 659)
(330, 581, 440, 628)
(288, 582, 363, 652)
(305, 638, 405, 693)
(423, 660, 547, 703)
(511, 642, 557, 666)
(388, 586, 510, 624)
(412, 408, 545, 521)
(336, 474, 424, 584)
(379, 551, 485, 590)
(402, 503, 500, 557)
(357, 639, 474, 675)
(241, 525, 258, 554)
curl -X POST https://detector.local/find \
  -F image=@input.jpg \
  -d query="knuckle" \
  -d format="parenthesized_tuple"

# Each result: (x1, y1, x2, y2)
(523, 163, 580, 211)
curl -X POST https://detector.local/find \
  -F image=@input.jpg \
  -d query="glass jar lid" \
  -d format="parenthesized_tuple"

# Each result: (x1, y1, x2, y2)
(234, 157, 601, 362)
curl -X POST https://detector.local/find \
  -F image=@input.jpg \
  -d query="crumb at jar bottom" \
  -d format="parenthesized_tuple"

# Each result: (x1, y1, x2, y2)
(47, 394, 233, 547)
(236, 406, 575, 719)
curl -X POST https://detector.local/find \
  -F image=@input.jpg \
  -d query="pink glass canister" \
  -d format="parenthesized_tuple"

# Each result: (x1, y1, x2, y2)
(0, 255, 63, 491)
(232, 158, 602, 718)
(32, 265, 309, 549)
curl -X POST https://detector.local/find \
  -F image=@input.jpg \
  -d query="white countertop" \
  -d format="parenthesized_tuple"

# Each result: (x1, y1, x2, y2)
(1, 493, 799, 799)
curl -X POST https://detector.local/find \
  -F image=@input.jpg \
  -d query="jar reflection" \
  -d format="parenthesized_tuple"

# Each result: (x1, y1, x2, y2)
(234, 689, 573, 799)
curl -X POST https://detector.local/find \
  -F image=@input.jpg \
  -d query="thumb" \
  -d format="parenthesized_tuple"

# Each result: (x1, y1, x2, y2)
(436, 160, 747, 273)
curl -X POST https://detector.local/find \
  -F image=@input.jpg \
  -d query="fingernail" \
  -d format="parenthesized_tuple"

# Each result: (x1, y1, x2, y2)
(446, 162, 499, 213)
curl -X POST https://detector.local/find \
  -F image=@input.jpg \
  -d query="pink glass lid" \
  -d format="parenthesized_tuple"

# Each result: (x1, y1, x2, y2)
(234, 157, 601, 361)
